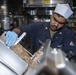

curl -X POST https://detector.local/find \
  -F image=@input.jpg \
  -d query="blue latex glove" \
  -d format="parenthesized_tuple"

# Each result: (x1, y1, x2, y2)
(6, 31, 18, 47)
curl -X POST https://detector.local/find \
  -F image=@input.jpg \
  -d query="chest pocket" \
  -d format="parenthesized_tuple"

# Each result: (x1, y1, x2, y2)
(51, 35, 64, 48)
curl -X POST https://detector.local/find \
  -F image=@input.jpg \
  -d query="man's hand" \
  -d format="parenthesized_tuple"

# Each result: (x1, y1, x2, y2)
(6, 31, 18, 47)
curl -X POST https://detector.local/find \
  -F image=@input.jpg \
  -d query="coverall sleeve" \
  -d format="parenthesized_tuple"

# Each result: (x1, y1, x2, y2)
(17, 22, 39, 39)
(62, 31, 76, 56)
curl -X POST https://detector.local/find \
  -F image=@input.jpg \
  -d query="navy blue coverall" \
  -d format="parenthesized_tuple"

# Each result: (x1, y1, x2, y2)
(18, 22, 76, 55)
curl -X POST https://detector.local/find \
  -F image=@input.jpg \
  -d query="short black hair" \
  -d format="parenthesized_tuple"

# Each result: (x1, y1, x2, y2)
(53, 12, 67, 23)
(53, 12, 64, 18)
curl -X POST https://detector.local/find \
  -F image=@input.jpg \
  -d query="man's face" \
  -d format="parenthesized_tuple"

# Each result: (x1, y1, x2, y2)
(50, 13, 66, 31)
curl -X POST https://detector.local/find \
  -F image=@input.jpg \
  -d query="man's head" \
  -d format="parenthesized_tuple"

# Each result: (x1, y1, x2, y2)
(50, 4, 73, 31)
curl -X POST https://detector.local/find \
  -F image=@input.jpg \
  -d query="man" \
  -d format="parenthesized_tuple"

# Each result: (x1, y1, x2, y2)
(6, 4, 76, 55)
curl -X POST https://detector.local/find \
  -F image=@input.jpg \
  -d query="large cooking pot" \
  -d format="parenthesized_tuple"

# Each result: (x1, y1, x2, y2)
(0, 32, 28, 75)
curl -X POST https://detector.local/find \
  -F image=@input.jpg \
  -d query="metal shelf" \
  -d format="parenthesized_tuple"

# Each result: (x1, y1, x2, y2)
(23, 6, 55, 10)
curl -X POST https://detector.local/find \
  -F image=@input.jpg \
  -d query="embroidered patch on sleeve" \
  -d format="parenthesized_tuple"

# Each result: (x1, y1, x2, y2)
(70, 41, 75, 46)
